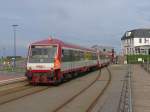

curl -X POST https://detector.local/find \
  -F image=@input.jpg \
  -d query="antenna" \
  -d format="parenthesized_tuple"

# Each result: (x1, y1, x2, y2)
(48, 35, 53, 40)
(48, 33, 56, 40)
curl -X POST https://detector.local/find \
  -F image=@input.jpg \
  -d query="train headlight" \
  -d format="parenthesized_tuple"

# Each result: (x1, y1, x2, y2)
(51, 68, 54, 71)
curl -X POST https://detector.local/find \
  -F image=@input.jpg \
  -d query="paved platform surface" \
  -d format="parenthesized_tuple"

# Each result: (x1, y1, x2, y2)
(132, 65, 150, 112)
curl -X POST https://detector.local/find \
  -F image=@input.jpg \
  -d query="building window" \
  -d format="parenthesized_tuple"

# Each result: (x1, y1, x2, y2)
(130, 48, 132, 54)
(144, 38, 147, 43)
(127, 48, 129, 54)
(135, 48, 138, 54)
(138, 48, 140, 53)
(132, 48, 134, 54)
(144, 38, 149, 44)
(139, 38, 142, 43)
(132, 38, 134, 44)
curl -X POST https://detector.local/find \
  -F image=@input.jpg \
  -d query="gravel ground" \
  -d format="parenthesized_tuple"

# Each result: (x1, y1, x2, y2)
(0, 70, 100, 112)
(0, 81, 28, 92)
(91, 64, 128, 112)
(0, 71, 24, 81)
(57, 67, 109, 112)
(0, 64, 128, 112)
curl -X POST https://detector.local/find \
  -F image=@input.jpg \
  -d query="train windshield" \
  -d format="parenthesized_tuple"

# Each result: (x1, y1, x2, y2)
(29, 45, 57, 63)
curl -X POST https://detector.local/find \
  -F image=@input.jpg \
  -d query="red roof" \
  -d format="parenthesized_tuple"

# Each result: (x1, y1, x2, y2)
(31, 37, 96, 52)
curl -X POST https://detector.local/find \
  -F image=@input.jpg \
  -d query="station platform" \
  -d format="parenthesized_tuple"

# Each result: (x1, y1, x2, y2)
(132, 65, 150, 112)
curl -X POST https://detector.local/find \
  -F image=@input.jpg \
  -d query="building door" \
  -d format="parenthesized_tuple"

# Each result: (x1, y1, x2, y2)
(148, 49, 150, 55)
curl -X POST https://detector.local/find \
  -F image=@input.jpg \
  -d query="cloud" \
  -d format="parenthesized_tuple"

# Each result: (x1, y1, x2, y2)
(0, 0, 150, 56)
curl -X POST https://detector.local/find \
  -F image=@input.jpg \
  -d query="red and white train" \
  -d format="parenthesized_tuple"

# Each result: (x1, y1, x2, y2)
(25, 38, 112, 85)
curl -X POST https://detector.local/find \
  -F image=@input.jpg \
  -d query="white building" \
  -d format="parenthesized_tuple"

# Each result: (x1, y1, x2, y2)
(121, 29, 150, 55)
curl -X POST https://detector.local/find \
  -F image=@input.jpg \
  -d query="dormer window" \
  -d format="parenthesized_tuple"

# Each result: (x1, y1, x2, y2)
(126, 31, 131, 37)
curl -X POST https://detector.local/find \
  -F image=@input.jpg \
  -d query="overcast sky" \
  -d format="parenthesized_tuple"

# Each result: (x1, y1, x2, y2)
(0, 0, 150, 56)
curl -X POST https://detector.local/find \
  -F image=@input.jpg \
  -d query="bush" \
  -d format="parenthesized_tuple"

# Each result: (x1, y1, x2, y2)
(126, 55, 150, 64)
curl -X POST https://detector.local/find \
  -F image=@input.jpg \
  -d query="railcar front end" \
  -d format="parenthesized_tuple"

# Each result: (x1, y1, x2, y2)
(25, 44, 61, 85)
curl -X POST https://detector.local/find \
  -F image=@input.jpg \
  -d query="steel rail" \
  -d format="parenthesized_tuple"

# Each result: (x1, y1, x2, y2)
(0, 77, 27, 87)
(0, 84, 31, 97)
(86, 67, 112, 112)
(0, 86, 49, 105)
(53, 69, 102, 112)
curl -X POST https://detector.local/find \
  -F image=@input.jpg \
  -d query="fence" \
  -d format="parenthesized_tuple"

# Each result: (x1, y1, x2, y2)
(0, 60, 26, 73)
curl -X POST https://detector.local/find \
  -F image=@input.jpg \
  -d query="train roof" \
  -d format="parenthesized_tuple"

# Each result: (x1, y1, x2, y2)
(31, 37, 96, 52)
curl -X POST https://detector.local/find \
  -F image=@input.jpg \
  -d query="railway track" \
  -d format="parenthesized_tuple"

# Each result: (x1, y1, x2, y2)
(0, 77, 27, 87)
(86, 67, 111, 112)
(0, 83, 49, 105)
(0, 80, 29, 95)
(53, 67, 111, 112)
(0, 69, 103, 107)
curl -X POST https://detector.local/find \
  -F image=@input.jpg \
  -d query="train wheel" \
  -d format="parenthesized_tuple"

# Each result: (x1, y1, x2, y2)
(53, 78, 60, 86)
(72, 72, 78, 78)
(53, 75, 64, 86)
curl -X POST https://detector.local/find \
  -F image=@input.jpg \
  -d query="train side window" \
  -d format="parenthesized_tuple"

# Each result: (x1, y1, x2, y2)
(62, 49, 69, 62)
(62, 49, 74, 62)
(80, 51, 84, 61)
(92, 53, 94, 60)
(69, 50, 72, 61)
(62, 49, 64, 58)
(72, 50, 76, 61)
(72, 50, 75, 61)
(77, 51, 80, 61)
(93, 53, 97, 60)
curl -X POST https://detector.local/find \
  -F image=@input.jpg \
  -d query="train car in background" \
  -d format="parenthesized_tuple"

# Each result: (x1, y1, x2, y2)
(25, 37, 101, 85)
(98, 50, 111, 67)
(92, 45, 115, 64)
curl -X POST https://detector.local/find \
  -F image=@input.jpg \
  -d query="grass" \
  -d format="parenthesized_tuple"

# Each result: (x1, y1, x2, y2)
(126, 54, 150, 64)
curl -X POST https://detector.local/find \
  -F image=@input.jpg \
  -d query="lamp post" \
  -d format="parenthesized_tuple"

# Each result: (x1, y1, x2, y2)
(2, 47, 5, 58)
(0, 49, 2, 64)
(12, 24, 19, 68)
